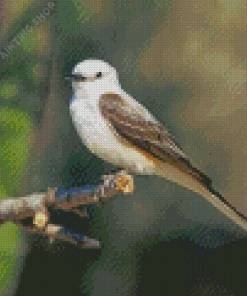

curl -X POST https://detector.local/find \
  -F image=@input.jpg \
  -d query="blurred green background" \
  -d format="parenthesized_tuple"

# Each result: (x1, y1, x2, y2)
(0, 0, 246, 295)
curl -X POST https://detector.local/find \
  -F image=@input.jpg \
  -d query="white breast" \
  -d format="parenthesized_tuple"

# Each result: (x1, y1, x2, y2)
(69, 90, 156, 174)
(70, 94, 119, 159)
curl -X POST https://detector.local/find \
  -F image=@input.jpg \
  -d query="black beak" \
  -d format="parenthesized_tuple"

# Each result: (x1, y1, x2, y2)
(65, 74, 74, 81)
(65, 74, 86, 81)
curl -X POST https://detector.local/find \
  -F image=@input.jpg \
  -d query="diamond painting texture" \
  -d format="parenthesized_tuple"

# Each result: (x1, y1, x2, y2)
(0, 0, 246, 296)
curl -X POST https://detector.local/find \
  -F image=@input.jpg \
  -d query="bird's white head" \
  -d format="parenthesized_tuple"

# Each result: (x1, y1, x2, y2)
(66, 59, 119, 93)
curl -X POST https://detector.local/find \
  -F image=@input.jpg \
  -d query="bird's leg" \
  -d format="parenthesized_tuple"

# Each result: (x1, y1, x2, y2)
(101, 168, 134, 194)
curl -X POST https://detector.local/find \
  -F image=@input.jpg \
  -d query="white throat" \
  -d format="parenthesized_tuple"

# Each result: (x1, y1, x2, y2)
(69, 76, 126, 165)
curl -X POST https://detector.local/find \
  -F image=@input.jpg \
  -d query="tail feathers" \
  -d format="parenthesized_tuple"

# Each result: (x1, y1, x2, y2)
(204, 187, 247, 233)
(154, 165, 247, 232)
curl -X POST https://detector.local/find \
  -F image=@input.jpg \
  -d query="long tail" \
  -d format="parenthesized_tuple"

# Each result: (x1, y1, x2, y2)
(200, 186, 247, 232)
(154, 165, 247, 232)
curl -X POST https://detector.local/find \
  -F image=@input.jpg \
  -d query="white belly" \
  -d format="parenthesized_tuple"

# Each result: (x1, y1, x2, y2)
(70, 96, 156, 174)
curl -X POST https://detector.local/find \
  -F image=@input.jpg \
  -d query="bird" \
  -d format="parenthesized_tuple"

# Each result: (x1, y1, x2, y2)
(65, 58, 247, 232)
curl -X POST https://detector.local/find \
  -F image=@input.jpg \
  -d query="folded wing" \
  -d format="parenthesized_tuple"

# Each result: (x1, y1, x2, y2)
(99, 93, 212, 189)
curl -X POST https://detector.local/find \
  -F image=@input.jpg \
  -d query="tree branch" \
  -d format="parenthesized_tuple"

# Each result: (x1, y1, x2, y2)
(0, 170, 134, 248)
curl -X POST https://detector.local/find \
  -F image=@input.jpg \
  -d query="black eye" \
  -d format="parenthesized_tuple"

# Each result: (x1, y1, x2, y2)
(96, 72, 102, 78)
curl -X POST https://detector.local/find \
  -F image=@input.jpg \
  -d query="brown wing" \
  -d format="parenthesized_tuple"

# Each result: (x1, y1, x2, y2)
(99, 93, 212, 188)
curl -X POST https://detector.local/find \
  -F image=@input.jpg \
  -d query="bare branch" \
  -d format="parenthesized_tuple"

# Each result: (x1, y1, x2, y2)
(0, 170, 134, 248)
